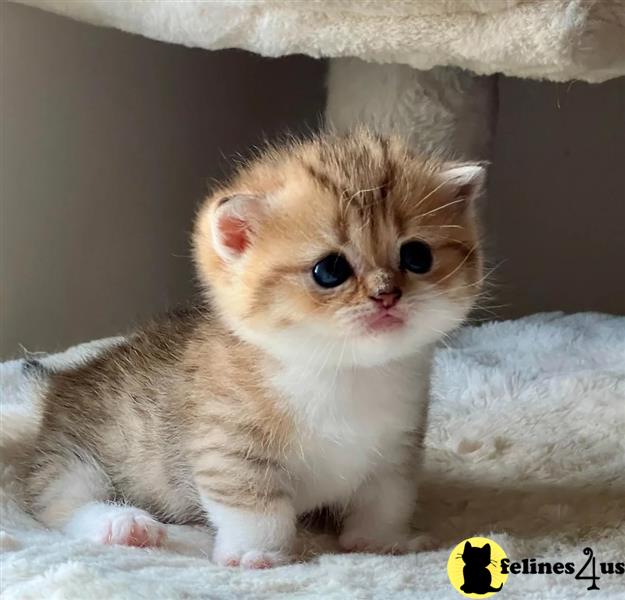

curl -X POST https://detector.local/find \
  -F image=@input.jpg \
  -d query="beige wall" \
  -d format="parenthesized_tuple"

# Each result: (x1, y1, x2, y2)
(1, 4, 624, 359)
(487, 76, 625, 318)
(0, 3, 326, 358)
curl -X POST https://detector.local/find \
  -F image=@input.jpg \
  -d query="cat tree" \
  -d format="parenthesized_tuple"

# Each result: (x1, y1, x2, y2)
(15, 0, 625, 160)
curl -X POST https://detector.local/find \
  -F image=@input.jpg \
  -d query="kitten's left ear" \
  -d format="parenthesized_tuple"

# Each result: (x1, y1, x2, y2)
(210, 194, 266, 261)
(436, 162, 487, 203)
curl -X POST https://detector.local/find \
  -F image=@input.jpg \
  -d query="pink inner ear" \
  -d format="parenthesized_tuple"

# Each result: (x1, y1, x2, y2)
(456, 183, 474, 200)
(219, 215, 249, 254)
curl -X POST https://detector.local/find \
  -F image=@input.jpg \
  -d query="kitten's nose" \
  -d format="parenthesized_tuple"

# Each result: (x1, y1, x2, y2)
(370, 288, 402, 309)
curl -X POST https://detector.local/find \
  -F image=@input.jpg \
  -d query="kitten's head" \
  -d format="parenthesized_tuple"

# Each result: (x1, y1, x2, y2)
(194, 131, 485, 368)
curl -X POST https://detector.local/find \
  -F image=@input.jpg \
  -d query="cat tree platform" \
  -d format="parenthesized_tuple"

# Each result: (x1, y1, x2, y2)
(15, 0, 625, 159)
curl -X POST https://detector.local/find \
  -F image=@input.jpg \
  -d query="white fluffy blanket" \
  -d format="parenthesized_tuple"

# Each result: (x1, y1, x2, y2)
(15, 0, 625, 83)
(2, 312, 624, 599)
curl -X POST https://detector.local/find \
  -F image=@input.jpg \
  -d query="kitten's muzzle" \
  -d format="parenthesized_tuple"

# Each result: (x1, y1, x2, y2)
(369, 288, 402, 309)
(363, 289, 405, 332)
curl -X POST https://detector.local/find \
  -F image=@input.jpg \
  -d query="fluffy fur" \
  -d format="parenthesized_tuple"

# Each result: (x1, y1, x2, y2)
(21, 130, 486, 568)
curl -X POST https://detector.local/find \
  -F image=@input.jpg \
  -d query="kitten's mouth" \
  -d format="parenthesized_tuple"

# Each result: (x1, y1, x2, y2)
(363, 311, 405, 333)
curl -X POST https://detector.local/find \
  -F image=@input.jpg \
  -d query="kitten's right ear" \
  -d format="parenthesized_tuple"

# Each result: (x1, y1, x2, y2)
(436, 163, 487, 204)
(464, 541, 472, 551)
(210, 194, 265, 261)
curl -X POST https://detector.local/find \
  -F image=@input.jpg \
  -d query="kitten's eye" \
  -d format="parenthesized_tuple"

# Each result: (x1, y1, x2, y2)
(400, 241, 433, 274)
(312, 253, 353, 288)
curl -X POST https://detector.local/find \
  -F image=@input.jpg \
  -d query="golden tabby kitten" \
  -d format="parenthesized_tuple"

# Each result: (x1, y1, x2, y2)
(23, 130, 485, 568)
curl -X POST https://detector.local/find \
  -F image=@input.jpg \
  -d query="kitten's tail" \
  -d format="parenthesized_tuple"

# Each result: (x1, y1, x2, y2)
(0, 359, 48, 456)
(489, 584, 503, 592)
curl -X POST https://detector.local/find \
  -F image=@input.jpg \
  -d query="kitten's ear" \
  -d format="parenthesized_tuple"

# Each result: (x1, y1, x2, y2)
(436, 162, 487, 204)
(211, 194, 265, 261)
(464, 541, 472, 551)
(483, 544, 491, 559)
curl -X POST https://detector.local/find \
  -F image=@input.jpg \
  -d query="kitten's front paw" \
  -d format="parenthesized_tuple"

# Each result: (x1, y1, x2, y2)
(213, 548, 289, 569)
(339, 529, 436, 555)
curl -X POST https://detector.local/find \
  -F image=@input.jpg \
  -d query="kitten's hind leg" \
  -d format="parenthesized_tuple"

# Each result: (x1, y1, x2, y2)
(64, 502, 166, 547)
(30, 453, 166, 547)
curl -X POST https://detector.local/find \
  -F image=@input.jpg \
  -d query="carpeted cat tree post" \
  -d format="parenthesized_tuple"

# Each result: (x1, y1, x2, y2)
(326, 59, 496, 159)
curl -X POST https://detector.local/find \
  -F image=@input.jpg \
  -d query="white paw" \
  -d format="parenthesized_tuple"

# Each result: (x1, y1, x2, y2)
(102, 508, 166, 547)
(339, 530, 436, 555)
(65, 503, 166, 548)
(213, 548, 289, 569)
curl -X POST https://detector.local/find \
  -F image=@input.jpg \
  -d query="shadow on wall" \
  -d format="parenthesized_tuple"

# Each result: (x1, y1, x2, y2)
(0, 3, 327, 358)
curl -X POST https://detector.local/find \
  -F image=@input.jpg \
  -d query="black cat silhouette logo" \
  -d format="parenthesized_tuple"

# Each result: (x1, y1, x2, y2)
(447, 537, 509, 598)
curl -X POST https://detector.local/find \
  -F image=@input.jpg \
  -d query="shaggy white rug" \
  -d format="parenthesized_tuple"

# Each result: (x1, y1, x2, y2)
(1, 312, 624, 599)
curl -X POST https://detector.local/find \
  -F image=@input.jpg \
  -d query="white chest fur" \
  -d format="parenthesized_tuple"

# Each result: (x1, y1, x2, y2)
(271, 352, 431, 514)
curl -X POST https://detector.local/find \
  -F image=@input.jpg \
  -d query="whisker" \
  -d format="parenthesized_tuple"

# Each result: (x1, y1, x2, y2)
(415, 196, 467, 220)
(413, 179, 448, 211)
(418, 224, 464, 230)
(432, 245, 479, 287)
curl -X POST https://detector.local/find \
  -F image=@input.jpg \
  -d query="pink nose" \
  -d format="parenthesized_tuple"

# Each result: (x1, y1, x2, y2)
(370, 289, 402, 309)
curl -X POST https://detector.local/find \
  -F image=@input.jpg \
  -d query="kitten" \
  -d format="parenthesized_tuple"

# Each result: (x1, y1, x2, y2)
(22, 130, 485, 568)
